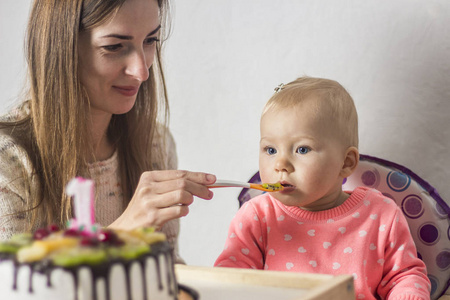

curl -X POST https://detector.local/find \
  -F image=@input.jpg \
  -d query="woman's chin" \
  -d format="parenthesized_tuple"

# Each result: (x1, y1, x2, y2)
(111, 103, 137, 115)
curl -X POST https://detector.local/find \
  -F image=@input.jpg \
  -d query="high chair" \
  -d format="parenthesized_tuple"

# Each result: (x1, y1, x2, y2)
(237, 154, 450, 300)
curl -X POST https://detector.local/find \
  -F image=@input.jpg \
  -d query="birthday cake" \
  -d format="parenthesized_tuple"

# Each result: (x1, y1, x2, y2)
(0, 225, 178, 300)
(0, 178, 179, 300)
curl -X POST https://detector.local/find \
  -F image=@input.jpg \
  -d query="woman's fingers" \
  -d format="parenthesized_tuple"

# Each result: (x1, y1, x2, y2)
(146, 204, 191, 229)
(137, 170, 216, 201)
(141, 170, 216, 185)
(110, 170, 216, 231)
(144, 189, 195, 210)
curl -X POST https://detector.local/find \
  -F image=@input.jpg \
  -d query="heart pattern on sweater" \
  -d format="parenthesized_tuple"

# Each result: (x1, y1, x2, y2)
(241, 248, 250, 255)
(309, 261, 317, 268)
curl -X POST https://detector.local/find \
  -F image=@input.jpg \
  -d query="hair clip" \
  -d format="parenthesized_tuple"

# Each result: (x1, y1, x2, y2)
(274, 83, 284, 93)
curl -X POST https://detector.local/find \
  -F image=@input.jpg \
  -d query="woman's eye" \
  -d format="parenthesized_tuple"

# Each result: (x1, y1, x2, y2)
(265, 147, 277, 155)
(296, 146, 310, 155)
(102, 44, 123, 52)
(144, 37, 159, 45)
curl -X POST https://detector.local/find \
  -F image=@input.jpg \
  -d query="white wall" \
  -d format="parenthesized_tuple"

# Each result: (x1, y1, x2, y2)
(165, 0, 450, 267)
(0, 1, 31, 110)
(1, 1, 449, 267)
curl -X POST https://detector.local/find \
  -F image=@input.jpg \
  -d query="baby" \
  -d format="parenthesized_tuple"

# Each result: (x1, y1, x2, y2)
(215, 77, 431, 299)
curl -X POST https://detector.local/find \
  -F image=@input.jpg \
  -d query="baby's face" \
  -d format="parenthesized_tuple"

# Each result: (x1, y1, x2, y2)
(259, 101, 348, 209)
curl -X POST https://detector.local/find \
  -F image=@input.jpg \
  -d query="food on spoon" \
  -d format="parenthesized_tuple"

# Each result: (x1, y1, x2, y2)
(261, 182, 284, 191)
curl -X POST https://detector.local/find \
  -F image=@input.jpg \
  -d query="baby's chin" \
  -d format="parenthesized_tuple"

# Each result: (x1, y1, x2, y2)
(270, 194, 305, 207)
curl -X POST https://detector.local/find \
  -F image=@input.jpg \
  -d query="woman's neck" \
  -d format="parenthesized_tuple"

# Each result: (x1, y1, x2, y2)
(88, 111, 115, 163)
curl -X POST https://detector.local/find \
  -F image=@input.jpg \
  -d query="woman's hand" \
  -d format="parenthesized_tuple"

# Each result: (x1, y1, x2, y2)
(109, 170, 216, 230)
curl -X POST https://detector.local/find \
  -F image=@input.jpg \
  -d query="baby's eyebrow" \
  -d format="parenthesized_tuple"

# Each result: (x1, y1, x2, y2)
(100, 24, 161, 40)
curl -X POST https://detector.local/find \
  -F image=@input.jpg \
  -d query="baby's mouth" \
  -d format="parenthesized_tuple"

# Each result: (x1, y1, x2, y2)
(280, 181, 295, 188)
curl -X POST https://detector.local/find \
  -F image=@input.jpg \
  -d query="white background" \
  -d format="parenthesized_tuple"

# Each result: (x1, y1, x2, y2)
(1, 0, 449, 267)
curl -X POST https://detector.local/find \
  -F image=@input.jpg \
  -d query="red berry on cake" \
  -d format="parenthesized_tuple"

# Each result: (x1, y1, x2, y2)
(33, 228, 50, 240)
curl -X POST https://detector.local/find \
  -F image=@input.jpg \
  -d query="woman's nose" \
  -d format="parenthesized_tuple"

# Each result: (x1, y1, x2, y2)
(275, 155, 294, 173)
(125, 50, 151, 82)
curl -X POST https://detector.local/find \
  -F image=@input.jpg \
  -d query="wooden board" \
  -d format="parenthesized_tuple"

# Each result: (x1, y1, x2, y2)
(175, 265, 354, 300)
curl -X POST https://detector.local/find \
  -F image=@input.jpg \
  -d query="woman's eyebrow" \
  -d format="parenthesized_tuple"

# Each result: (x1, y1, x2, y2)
(100, 24, 161, 40)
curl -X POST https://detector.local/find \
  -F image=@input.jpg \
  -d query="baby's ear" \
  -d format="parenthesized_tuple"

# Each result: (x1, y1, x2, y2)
(340, 147, 359, 178)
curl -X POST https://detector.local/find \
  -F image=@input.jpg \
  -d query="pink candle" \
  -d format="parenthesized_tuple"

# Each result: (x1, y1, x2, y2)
(66, 177, 95, 231)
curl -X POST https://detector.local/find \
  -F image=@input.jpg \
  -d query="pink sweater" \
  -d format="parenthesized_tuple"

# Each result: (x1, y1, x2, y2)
(215, 187, 430, 300)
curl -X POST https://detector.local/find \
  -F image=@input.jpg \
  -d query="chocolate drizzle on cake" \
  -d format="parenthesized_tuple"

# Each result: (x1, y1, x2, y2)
(139, 259, 148, 298)
(1, 242, 177, 300)
(12, 260, 19, 290)
(28, 264, 35, 293)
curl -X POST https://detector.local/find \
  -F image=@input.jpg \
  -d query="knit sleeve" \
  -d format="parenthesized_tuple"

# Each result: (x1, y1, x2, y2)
(160, 127, 183, 263)
(164, 128, 178, 170)
(214, 201, 265, 269)
(377, 207, 431, 300)
(0, 134, 35, 240)
(161, 219, 184, 264)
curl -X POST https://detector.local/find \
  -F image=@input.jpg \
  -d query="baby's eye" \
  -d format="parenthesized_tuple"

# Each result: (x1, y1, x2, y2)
(265, 147, 277, 155)
(296, 146, 310, 155)
(102, 44, 123, 52)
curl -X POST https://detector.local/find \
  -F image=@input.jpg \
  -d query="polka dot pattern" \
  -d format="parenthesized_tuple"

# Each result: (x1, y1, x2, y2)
(402, 195, 424, 219)
(418, 223, 440, 245)
(386, 171, 411, 192)
(238, 154, 450, 299)
(361, 168, 380, 188)
(341, 155, 450, 299)
(436, 250, 450, 270)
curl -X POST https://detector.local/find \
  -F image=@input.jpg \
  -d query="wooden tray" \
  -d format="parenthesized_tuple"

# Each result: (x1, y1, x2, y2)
(175, 265, 354, 300)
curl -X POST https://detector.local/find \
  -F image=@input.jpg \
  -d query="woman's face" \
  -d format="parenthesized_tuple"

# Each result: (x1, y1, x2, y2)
(78, 0, 160, 116)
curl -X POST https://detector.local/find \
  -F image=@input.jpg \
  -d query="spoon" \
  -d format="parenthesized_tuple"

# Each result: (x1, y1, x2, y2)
(208, 180, 284, 192)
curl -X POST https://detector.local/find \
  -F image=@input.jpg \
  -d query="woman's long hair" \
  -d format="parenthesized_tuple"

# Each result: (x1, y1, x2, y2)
(0, 0, 171, 230)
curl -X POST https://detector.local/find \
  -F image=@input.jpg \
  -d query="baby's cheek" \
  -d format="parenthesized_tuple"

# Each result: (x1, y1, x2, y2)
(258, 167, 271, 183)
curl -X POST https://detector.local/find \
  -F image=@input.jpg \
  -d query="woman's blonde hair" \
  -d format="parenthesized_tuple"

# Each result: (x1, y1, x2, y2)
(1, 0, 171, 230)
(263, 76, 359, 148)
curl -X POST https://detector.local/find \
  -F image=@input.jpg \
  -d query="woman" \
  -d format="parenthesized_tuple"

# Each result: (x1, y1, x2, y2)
(0, 0, 215, 263)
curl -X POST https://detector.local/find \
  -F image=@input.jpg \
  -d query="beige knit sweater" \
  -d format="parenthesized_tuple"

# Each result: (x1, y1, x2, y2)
(0, 116, 183, 263)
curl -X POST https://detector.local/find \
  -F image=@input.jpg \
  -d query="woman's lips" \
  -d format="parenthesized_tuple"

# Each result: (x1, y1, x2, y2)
(113, 85, 139, 97)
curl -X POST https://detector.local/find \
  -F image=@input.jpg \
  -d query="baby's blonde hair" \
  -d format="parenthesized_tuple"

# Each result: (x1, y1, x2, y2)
(263, 76, 359, 148)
